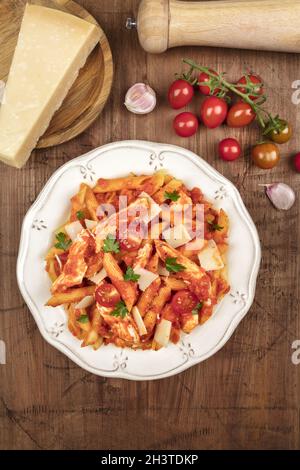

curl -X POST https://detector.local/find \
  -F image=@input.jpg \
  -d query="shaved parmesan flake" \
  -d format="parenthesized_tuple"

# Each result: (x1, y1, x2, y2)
(132, 306, 147, 336)
(65, 221, 83, 241)
(154, 319, 172, 347)
(139, 191, 161, 222)
(75, 295, 94, 309)
(162, 224, 192, 249)
(157, 262, 170, 277)
(88, 268, 107, 284)
(198, 240, 224, 271)
(54, 254, 62, 271)
(85, 219, 97, 230)
(184, 238, 205, 252)
(133, 266, 159, 291)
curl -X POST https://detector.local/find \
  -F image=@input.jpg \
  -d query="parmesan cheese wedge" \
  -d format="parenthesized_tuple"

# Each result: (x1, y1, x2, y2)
(132, 306, 147, 336)
(162, 224, 192, 249)
(154, 319, 172, 347)
(197, 240, 224, 271)
(0, 4, 100, 168)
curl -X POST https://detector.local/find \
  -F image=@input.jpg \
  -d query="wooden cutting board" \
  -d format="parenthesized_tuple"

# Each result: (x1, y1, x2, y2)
(0, 0, 113, 148)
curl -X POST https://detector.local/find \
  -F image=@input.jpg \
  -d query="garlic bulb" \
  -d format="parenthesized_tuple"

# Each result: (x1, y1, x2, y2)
(125, 83, 156, 114)
(264, 183, 296, 210)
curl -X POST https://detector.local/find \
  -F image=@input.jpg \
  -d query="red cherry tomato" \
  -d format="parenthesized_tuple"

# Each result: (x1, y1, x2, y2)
(237, 74, 264, 100)
(173, 112, 199, 137)
(171, 290, 199, 315)
(219, 138, 241, 161)
(168, 79, 194, 109)
(226, 102, 256, 128)
(198, 69, 220, 96)
(200, 97, 228, 129)
(95, 283, 121, 307)
(294, 153, 300, 172)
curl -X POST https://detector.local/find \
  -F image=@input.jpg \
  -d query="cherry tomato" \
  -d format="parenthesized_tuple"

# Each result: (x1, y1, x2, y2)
(171, 290, 199, 315)
(200, 97, 228, 129)
(168, 79, 194, 109)
(267, 120, 292, 144)
(198, 69, 220, 96)
(251, 142, 280, 169)
(227, 102, 256, 127)
(95, 283, 121, 307)
(219, 138, 241, 161)
(237, 74, 264, 100)
(294, 153, 300, 173)
(173, 112, 199, 137)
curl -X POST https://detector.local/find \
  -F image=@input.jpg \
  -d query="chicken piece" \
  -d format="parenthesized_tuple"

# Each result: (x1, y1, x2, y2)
(154, 240, 212, 301)
(98, 305, 140, 346)
(51, 230, 91, 293)
(133, 240, 153, 269)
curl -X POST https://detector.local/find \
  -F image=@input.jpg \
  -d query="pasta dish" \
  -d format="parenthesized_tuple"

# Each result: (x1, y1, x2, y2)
(45, 171, 230, 350)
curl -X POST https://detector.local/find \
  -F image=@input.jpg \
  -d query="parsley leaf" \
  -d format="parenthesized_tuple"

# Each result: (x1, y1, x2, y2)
(207, 220, 223, 232)
(111, 301, 128, 318)
(55, 232, 72, 251)
(164, 190, 180, 202)
(165, 257, 186, 273)
(192, 302, 203, 315)
(78, 314, 89, 323)
(103, 234, 120, 253)
(124, 266, 140, 282)
(76, 210, 85, 220)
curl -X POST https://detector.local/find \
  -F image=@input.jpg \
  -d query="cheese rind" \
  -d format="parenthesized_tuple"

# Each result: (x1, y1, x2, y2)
(0, 4, 100, 168)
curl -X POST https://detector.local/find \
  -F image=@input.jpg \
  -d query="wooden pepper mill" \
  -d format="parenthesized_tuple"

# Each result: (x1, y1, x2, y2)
(126, 0, 300, 54)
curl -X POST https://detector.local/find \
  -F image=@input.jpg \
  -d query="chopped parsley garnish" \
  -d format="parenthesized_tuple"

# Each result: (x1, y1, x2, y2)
(165, 257, 186, 273)
(55, 232, 72, 251)
(78, 314, 89, 323)
(103, 234, 120, 253)
(76, 210, 85, 220)
(207, 220, 223, 232)
(111, 301, 128, 318)
(192, 302, 203, 315)
(164, 190, 180, 202)
(124, 266, 140, 282)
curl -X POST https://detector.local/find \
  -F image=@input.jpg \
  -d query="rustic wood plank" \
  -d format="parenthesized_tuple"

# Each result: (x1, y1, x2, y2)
(0, 0, 299, 450)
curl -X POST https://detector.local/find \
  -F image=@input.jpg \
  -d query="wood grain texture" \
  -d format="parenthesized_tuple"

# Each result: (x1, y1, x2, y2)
(0, 0, 300, 450)
(0, 0, 113, 149)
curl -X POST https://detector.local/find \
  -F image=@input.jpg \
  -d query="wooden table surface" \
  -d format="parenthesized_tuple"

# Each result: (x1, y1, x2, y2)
(0, 0, 300, 450)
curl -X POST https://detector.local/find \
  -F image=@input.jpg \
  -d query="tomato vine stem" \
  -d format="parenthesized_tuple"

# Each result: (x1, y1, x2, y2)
(182, 58, 280, 132)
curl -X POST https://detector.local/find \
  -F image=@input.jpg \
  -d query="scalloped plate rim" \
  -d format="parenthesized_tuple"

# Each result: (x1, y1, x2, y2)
(16, 140, 261, 380)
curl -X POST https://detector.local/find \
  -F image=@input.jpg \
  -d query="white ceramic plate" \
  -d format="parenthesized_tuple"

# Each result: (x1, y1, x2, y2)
(17, 140, 261, 380)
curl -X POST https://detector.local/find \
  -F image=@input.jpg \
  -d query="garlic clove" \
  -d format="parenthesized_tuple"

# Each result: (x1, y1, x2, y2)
(125, 83, 156, 114)
(264, 182, 296, 210)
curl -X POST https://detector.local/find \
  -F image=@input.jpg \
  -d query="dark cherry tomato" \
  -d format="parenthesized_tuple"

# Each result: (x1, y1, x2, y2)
(168, 79, 194, 109)
(198, 69, 220, 96)
(251, 142, 280, 169)
(227, 102, 256, 128)
(268, 120, 292, 144)
(200, 97, 228, 129)
(173, 112, 199, 137)
(294, 153, 300, 173)
(95, 282, 121, 307)
(218, 138, 241, 161)
(237, 74, 264, 100)
(171, 290, 199, 315)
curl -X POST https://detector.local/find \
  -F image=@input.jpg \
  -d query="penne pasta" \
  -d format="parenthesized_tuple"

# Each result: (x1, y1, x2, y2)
(45, 172, 230, 350)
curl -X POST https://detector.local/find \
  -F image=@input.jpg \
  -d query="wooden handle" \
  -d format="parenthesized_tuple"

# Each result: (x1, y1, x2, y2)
(137, 0, 300, 54)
